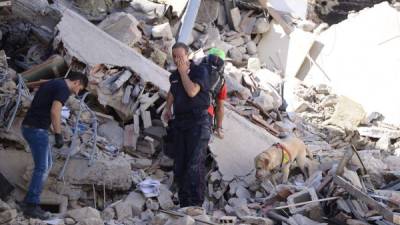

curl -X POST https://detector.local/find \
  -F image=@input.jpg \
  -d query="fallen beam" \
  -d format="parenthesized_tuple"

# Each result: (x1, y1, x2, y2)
(55, 9, 170, 92)
(333, 175, 400, 224)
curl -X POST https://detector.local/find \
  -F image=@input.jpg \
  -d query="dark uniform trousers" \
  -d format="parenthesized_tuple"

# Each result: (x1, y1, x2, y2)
(172, 111, 211, 207)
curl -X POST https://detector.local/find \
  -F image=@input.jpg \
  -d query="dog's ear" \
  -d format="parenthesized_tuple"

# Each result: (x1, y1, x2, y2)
(263, 158, 269, 168)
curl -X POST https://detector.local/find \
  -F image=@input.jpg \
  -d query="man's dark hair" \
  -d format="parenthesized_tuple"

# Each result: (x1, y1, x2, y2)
(172, 42, 189, 54)
(66, 71, 88, 89)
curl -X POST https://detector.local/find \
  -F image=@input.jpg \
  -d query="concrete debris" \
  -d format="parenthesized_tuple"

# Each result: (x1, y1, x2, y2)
(2, 1, 400, 225)
(152, 23, 173, 40)
(98, 12, 142, 47)
(323, 96, 366, 131)
(66, 207, 102, 224)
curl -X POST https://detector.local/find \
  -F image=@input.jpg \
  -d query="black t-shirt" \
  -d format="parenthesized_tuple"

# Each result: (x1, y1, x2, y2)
(23, 79, 70, 129)
(169, 63, 210, 115)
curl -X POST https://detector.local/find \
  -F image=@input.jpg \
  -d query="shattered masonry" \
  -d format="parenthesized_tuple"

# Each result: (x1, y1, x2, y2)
(1, 0, 400, 225)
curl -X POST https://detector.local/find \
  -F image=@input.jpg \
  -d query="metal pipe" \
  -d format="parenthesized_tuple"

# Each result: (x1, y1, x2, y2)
(177, 0, 201, 44)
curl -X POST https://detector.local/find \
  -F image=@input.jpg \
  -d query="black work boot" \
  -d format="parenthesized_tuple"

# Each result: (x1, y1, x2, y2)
(20, 202, 51, 220)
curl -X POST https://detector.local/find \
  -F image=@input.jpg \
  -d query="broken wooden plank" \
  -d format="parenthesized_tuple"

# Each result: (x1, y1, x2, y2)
(250, 114, 279, 136)
(333, 175, 400, 224)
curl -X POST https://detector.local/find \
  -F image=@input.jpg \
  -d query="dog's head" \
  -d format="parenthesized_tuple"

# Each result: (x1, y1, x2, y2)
(254, 152, 272, 179)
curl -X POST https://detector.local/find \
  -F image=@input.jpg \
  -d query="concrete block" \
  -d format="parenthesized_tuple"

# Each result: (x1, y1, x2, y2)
(114, 201, 132, 220)
(152, 23, 173, 40)
(98, 12, 142, 47)
(126, 191, 146, 216)
(157, 184, 174, 210)
(246, 41, 257, 55)
(131, 157, 152, 169)
(0, 209, 16, 224)
(287, 188, 319, 214)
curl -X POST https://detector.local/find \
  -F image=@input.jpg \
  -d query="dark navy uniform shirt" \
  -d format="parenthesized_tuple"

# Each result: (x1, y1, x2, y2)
(169, 63, 210, 116)
(23, 79, 70, 129)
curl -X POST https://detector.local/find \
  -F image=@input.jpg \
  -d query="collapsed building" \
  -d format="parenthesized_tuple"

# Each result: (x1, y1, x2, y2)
(1, 0, 400, 225)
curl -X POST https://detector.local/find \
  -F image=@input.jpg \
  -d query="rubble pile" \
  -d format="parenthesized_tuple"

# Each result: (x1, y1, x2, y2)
(0, 0, 400, 225)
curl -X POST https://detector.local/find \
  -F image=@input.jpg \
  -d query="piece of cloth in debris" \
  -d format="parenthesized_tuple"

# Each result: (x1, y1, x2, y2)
(21, 127, 53, 205)
(22, 79, 70, 129)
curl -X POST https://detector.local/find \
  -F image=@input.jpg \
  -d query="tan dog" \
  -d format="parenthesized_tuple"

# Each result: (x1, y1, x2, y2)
(255, 136, 312, 183)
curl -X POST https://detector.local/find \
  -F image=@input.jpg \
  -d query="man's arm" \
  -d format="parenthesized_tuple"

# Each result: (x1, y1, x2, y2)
(166, 91, 174, 111)
(177, 60, 201, 97)
(51, 100, 63, 134)
(163, 91, 174, 122)
(215, 99, 224, 129)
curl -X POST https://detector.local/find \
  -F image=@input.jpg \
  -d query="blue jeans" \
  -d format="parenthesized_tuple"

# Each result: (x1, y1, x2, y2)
(21, 126, 53, 205)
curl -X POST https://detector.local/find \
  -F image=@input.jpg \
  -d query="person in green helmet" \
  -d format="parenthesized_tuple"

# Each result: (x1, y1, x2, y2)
(204, 48, 228, 139)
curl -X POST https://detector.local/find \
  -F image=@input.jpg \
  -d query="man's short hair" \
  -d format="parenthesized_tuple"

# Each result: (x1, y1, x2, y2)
(66, 71, 88, 89)
(172, 42, 189, 54)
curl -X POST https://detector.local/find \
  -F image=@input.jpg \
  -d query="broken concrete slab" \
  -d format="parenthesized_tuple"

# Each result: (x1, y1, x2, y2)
(67, 207, 102, 223)
(268, 0, 308, 19)
(98, 12, 142, 47)
(257, 22, 315, 78)
(300, 2, 400, 126)
(196, 0, 219, 24)
(98, 120, 124, 148)
(323, 96, 366, 131)
(358, 126, 400, 139)
(59, 156, 133, 190)
(209, 108, 279, 181)
(55, 9, 170, 92)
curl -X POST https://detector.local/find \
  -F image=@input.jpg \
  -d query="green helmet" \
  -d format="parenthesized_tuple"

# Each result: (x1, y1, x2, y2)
(208, 48, 225, 60)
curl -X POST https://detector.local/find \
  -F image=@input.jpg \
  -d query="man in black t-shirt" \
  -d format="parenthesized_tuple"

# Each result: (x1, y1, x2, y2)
(163, 42, 211, 207)
(21, 72, 88, 219)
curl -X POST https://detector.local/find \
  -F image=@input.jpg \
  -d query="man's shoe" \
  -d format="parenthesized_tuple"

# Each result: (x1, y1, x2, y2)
(21, 203, 51, 220)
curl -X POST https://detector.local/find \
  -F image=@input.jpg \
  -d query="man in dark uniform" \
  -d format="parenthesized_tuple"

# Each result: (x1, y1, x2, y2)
(163, 42, 211, 207)
(20, 72, 88, 219)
